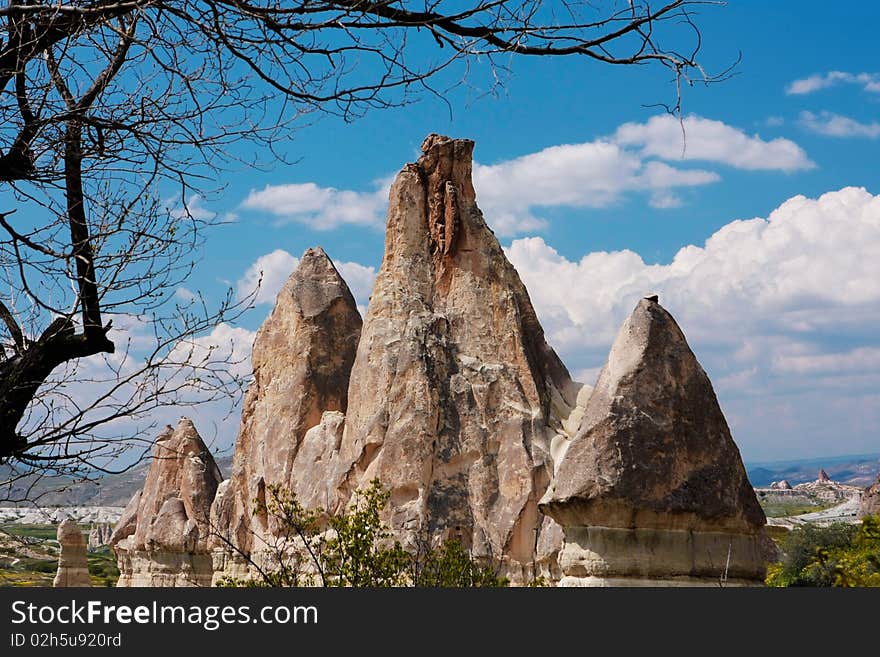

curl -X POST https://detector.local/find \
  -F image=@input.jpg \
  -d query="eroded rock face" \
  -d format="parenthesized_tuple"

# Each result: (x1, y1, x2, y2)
(53, 518, 90, 587)
(860, 477, 880, 518)
(209, 248, 362, 580)
(540, 297, 769, 586)
(308, 134, 582, 582)
(87, 523, 113, 551)
(111, 418, 221, 586)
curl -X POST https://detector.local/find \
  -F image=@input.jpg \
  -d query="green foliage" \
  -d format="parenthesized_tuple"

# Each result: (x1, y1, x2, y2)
(759, 501, 837, 518)
(222, 479, 507, 588)
(0, 524, 58, 541)
(412, 537, 508, 587)
(88, 547, 120, 587)
(812, 516, 880, 587)
(322, 481, 412, 587)
(766, 518, 880, 587)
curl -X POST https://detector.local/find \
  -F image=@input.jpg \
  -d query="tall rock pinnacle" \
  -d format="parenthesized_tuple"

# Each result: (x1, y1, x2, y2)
(540, 298, 769, 586)
(53, 518, 91, 587)
(110, 418, 222, 586)
(209, 247, 363, 578)
(314, 134, 582, 581)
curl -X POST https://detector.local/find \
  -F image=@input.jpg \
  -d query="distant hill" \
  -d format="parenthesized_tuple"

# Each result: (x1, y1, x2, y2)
(0, 454, 233, 507)
(4, 451, 879, 508)
(746, 453, 880, 487)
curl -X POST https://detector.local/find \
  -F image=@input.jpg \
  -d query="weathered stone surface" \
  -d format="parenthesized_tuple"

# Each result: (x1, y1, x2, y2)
(306, 134, 581, 582)
(818, 468, 831, 483)
(111, 418, 221, 586)
(87, 523, 113, 551)
(540, 297, 769, 586)
(778, 480, 792, 491)
(860, 476, 880, 518)
(209, 248, 362, 582)
(53, 518, 91, 587)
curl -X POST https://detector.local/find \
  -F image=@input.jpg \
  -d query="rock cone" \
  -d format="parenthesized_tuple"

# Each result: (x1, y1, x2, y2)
(209, 247, 362, 580)
(540, 297, 769, 586)
(111, 418, 222, 586)
(860, 476, 880, 518)
(310, 134, 583, 581)
(53, 518, 90, 587)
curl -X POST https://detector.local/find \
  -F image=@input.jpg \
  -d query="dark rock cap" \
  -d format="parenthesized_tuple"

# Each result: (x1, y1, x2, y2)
(541, 297, 765, 534)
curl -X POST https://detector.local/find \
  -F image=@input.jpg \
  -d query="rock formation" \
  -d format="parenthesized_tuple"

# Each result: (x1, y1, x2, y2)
(87, 523, 113, 551)
(817, 468, 831, 483)
(111, 418, 222, 586)
(113, 134, 775, 587)
(53, 518, 91, 587)
(540, 297, 769, 586)
(291, 134, 583, 582)
(860, 476, 880, 518)
(209, 247, 362, 581)
(778, 480, 792, 491)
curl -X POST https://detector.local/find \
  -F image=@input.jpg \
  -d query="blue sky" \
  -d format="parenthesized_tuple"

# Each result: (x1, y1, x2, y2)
(67, 3, 880, 462)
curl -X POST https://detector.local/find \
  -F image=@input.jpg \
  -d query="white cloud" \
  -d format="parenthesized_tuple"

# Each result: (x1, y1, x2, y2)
(772, 346, 880, 375)
(799, 110, 880, 138)
(239, 115, 813, 237)
(236, 249, 376, 308)
(174, 287, 197, 303)
(649, 190, 683, 209)
(335, 261, 377, 304)
(613, 114, 815, 172)
(169, 194, 216, 221)
(471, 139, 719, 234)
(241, 180, 389, 230)
(506, 187, 880, 459)
(168, 322, 256, 380)
(786, 71, 880, 95)
(236, 249, 300, 306)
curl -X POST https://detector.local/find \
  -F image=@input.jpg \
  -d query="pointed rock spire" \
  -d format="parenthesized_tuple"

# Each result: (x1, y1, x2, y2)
(209, 247, 363, 569)
(111, 418, 222, 586)
(314, 134, 581, 581)
(540, 297, 769, 585)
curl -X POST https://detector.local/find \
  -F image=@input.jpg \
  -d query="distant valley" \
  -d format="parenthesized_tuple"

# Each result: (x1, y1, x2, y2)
(0, 455, 233, 508)
(746, 453, 880, 488)
(2, 451, 877, 511)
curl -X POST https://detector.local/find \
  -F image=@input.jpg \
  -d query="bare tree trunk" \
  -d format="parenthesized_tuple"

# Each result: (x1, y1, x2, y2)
(0, 120, 114, 462)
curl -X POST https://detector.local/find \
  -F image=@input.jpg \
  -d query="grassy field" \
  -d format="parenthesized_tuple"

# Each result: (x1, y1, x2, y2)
(759, 499, 839, 518)
(0, 523, 119, 587)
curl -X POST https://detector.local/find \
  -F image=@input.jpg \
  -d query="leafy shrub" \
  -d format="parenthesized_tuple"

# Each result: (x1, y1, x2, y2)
(766, 517, 880, 587)
(218, 479, 507, 588)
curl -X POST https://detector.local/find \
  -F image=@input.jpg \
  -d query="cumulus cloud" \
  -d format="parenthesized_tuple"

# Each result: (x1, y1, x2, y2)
(236, 249, 376, 308)
(786, 71, 880, 95)
(335, 261, 378, 305)
(471, 140, 719, 234)
(799, 111, 880, 138)
(241, 179, 390, 230)
(167, 322, 256, 380)
(613, 114, 815, 172)
(236, 249, 300, 306)
(168, 194, 216, 221)
(506, 187, 880, 459)
(239, 115, 813, 237)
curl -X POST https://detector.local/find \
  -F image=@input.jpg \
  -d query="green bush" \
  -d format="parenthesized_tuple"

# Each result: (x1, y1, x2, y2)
(219, 479, 507, 588)
(766, 517, 880, 587)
